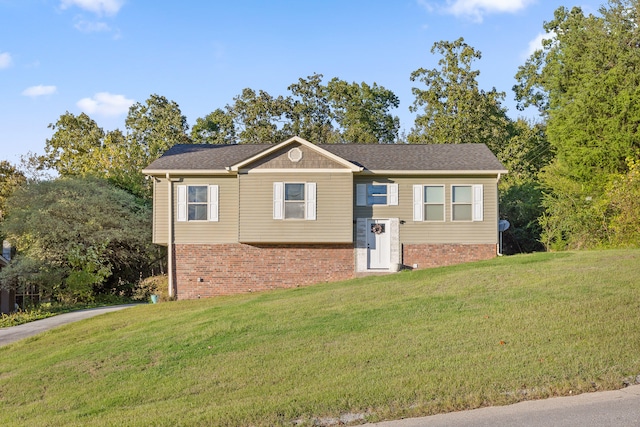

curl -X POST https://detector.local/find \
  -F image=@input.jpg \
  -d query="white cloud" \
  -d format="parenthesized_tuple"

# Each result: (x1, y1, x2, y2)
(60, 0, 124, 16)
(74, 19, 111, 33)
(0, 52, 12, 69)
(22, 85, 57, 97)
(441, 0, 536, 22)
(77, 92, 134, 116)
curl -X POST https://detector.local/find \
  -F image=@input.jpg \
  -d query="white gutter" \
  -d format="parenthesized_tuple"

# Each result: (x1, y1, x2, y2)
(356, 169, 509, 176)
(143, 169, 234, 176)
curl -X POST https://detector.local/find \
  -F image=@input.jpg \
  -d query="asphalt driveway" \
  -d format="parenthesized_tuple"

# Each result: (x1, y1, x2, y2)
(0, 304, 138, 347)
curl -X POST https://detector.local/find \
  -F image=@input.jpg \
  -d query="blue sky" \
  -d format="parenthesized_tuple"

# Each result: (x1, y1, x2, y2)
(1, 0, 604, 164)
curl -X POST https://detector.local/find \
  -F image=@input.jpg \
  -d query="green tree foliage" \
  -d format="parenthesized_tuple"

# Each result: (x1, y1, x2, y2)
(514, 0, 640, 249)
(190, 108, 236, 144)
(196, 73, 400, 144)
(0, 178, 157, 303)
(43, 94, 191, 199)
(498, 119, 552, 253)
(607, 158, 640, 246)
(0, 161, 26, 222)
(287, 73, 336, 143)
(500, 119, 552, 182)
(125, 94, 190, 160)
(408, 38, 512, 155)
(226, 88, 292, 144)
(327, 78, 400, 144)
(42, 112, 105, 175)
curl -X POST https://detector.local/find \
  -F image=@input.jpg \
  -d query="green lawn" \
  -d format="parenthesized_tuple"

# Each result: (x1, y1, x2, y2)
(1, 249, 639, 426)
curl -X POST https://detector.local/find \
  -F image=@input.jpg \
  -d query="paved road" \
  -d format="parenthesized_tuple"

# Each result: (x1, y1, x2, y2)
(367, 384, 640, 427)
(0, 304, 138, 347)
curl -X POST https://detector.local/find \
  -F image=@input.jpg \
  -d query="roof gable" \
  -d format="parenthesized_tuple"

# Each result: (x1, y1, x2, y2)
(229, 137, 362, 172)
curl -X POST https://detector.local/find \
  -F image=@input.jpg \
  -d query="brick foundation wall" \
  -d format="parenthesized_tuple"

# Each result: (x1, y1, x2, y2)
(402, 243, 497, 269)
(173, 243, 354, 299)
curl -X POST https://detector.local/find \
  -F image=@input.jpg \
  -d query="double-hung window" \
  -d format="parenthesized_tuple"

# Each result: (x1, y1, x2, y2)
(273, 182, 316, 220)
(284, 183, 305, 219)
(424, 185, 445, 221)
(451, 185, 483, 221)
(356, 183, 399, 206)
(177, 185, 219, 222)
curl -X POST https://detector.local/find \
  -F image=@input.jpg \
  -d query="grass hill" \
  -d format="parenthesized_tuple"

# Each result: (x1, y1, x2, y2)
(1, 249, 639, 426)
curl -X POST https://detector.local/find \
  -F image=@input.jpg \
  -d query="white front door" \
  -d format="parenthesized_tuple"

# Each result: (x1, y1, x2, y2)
(367, 219, 391, 270)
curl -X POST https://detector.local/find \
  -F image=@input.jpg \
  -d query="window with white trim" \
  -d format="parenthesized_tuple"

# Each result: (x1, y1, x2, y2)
(273, 182, 316, 220)
(452, 185, 483, 221)
(177, 185, 218, 222)
(424, 185, 445, 221)
(356, 183, 398, 206)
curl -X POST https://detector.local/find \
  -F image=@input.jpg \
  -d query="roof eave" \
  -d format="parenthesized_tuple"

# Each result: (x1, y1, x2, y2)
(357, 169, 509, 175)
(142, 169, 236, 176)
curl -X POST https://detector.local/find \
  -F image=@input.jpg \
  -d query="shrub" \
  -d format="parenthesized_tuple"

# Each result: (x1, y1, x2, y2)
(134, 275, 171, 302)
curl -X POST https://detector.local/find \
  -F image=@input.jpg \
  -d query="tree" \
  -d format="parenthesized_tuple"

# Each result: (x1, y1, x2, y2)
(514, 0, 640, 249)
(0, 178, 157, 303)
(226, 88, 292, 144)
(0, 161, 26, 222)
(327, 78, 400, 144)
(126, 93, 191, 159)
(498, 119, 552, 253)
(198, 74, 401, 145)
(286, 73, 337, 143)
(191, 108, 236, 144)
(500, 119, 552, 182)
(409, 38, 512, 155)
(42, 112, 105, 175)
(42, 94, 191, 199)
(607, 158, 640, 246)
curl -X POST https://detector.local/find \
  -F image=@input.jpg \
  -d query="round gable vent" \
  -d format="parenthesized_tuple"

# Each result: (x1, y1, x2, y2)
(288, 147, 303, 162)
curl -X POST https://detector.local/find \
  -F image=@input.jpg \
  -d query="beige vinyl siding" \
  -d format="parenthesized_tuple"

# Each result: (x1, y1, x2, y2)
(152, 176, 239, 245)
(152, 178, 169, 244)
(354, 176, 499, 245)
(239, 172, 353, 243)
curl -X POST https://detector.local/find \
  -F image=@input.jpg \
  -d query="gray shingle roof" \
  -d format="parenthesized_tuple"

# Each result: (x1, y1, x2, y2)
(144, 144, 270, 171)
(143, 143, 506, 173)
(321, 144, 505, 171)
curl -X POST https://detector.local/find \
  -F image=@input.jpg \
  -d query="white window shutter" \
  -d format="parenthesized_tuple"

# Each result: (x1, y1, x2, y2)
(389, 183, 398, 205)
(177, 185, 187, 222)
(208, 185, 219, 222)
(473, 184, 483, 221)
(413, 185, 423, 221)
(273, 182, 283, 220)
(356, 184, 366, 206)
(305, 182, 316, 220)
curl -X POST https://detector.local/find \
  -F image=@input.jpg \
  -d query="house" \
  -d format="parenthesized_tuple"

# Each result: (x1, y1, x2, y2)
(142, 136, 507, 299)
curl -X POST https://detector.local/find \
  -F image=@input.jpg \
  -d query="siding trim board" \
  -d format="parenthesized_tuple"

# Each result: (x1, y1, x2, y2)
(244, 168, 354, 174)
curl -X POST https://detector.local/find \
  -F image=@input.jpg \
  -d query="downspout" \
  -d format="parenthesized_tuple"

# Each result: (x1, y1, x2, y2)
(167, 173, 175, 298)
(497, 172, 503, 256)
